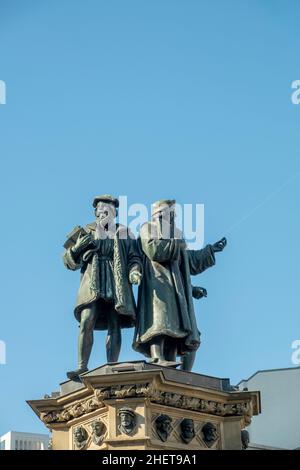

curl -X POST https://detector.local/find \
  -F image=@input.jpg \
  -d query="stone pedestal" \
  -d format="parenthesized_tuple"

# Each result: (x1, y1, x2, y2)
(27, 361, 260, 450)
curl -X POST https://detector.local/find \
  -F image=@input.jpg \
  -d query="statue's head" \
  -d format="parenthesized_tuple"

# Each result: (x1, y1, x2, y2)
(202, 422, 218, 445)
(91, 420, 105, 437)
(93, 194, 119, 227)
(74, 426, 87, 444)
(152, 199, 176, 222)
(180, 418, 195, 444)
(155, 414, 172, 441)
(117, 407, 136, 434)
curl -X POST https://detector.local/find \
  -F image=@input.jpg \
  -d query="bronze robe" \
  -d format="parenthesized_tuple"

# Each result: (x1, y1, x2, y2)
(133, 221, 215, 357)
(63, 223, 142, 330)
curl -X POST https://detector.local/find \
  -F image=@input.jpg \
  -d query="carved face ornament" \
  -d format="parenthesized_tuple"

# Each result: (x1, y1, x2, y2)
(91, 420, 106, 445)
(155, 414, 172, 442)
(117, 408, 136, 435)
(73, 426, 88, 449)
(202, 422, 218, 447)
(180, 418, 195, 444)
(92, 420, 104, 437)
(74, 428, 85, 443)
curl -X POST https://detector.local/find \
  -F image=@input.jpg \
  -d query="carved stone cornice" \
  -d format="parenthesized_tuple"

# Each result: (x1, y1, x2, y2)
(40, 382, 255, 427)
(41, 393, 104, 425)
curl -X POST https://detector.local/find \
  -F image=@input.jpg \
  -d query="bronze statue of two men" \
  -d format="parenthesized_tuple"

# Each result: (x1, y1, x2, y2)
(63, 195, 226, 379)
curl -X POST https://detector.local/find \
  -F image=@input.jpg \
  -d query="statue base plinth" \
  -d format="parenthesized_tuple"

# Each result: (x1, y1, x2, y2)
(27, 361, 260, 450)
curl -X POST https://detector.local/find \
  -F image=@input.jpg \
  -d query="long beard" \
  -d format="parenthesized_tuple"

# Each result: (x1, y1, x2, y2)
(96, 216, 116, 239)
(159, 215, 175, 239)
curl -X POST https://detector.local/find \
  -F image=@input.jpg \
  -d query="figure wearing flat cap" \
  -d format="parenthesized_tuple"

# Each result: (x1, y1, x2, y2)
(63, 195, 142, 379)
(133, 199, 226, 369)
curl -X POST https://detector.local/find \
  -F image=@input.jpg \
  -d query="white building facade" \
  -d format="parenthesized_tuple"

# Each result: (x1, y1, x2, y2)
(0, 431, 49, 450)
(238, 367, 300, 450)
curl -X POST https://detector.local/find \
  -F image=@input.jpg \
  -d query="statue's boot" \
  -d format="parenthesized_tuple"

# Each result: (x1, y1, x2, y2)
(149, 337, 165, 364)
(181, 350, 196, 372)
(66, 367, 88, 380)
(148, 357, 160, 364)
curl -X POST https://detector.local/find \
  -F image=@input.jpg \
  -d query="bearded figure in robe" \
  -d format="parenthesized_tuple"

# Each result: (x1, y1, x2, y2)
(63, 194, 142, 379)
(133, 199, 226, 369)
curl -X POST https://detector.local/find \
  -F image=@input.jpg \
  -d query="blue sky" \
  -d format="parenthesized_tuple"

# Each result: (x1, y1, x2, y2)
(0, 0, 299, 435)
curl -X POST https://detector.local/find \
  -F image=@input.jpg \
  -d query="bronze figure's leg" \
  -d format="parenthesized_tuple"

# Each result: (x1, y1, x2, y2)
(181, 350, 196, 372)
(106, 306, 121, 363)
(149, 337, 180, 367)
(67, 303, 97, 380)
(149, 336, 165, 363)
(164, 339, 177, 362)
(78, 305, 98, 368)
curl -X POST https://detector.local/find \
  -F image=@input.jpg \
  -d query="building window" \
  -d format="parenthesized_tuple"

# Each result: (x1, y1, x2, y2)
(0, 440, 5, 450)
(19, 440, 23, 450)
(15, 440, 18, 450)
(28, 441, 31, 450)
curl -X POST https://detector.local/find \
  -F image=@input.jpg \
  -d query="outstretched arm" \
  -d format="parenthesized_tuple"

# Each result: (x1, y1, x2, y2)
(188, 237, 227, 275)
(188, 245, 215, 275)
(212, 237, 227, 253)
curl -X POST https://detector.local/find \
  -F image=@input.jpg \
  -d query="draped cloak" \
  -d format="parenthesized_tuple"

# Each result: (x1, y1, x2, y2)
(63, 223, 142, 330)
(133, 221, 215, 357)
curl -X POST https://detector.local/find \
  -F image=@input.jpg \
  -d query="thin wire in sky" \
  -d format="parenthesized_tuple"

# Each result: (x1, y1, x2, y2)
(223, 171, 300, 236)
